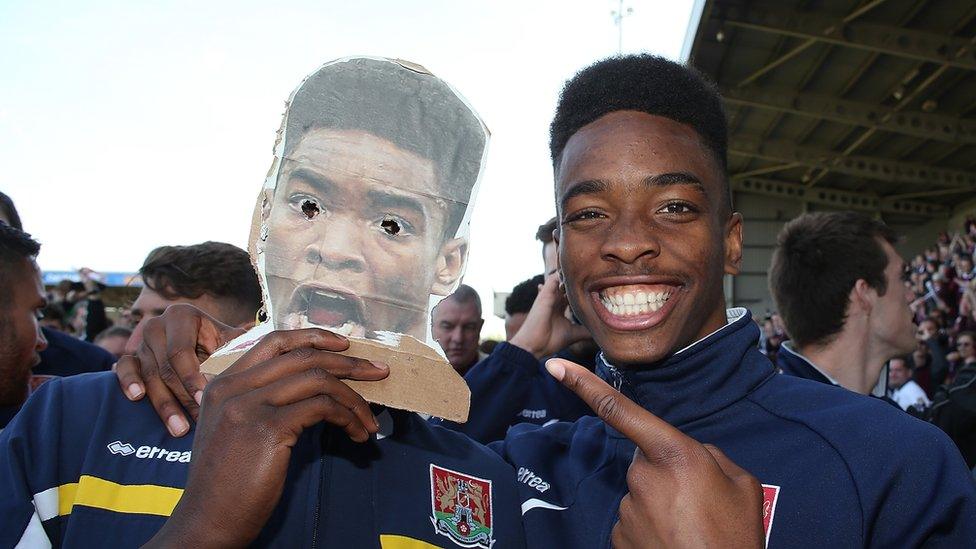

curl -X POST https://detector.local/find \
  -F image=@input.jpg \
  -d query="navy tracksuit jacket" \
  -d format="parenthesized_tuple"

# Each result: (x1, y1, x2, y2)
(0, 373, 526, 548)
(493, 309, 976, 548)
(435, 343, 593, 444)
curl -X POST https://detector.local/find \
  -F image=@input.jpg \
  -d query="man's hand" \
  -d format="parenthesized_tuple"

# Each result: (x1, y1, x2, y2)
(509, 274, 590, 359)
(546, 358, 765, 549)
(115, 304, 246, 436)
(146, 328, 389, 547)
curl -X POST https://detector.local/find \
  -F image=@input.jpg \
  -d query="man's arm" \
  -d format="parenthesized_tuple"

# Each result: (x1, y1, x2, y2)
(144, 328, 389, 547)
(434, 342, 539, 443)
(435, 275, 590, 443)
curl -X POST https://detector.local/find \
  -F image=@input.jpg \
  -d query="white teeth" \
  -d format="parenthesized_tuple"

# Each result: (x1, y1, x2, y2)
(599, 289, 671, 317)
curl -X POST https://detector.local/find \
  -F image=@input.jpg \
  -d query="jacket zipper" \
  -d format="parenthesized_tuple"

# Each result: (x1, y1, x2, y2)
(311, 428, 332, 549)
(606, 363, 625, 391)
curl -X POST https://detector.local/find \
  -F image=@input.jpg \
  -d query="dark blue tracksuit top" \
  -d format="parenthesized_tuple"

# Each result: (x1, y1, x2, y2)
(0, 372, 526, 548)
(434, 343, 593, 444)
(492, 308, 976, 548)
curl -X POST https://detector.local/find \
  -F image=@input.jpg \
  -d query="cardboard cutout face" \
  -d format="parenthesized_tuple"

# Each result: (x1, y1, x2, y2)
(202, 57, 487, 421)
(257, 57, 487, 343)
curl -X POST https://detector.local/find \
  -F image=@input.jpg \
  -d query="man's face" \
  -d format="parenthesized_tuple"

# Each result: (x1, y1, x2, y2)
(958, 334, 975, 360)
(431, 299, 484, 373)
(868, 240, 916, 358)
(263, 128, 463, 340)
(124, 284, 226, 355)
(917, 319, 938, 341)
(554, 111, 741, 366)
(887, 359, 910, 390)
(0, 259, 48, 406)
(97, 335, 129, 359)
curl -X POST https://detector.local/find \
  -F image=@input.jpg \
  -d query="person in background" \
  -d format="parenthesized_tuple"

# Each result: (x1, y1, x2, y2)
(94, 326, 132, 359)
(769, 212, 916, 400)
(0, 224, 48, 429)
(114, 241, 263, 434)
(536, 217, 558, 277)
(887, 356, 930, 411)
(929, 331, 976, 469)
(38, 304, 67, 332)
(0, 192, 116, 379)
(430, 284, 485, 375)
(504, 274, 544, 340)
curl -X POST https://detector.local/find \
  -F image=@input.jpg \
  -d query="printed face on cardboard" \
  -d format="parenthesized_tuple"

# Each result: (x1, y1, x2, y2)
(252, 57, 487, 345)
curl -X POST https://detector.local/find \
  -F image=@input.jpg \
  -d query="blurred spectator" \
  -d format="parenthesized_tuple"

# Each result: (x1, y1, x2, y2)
(930, 349, 976, 468)
(887, 357, 930, 411)
(431, 285, 484, 375)
(536, 217, 558, 277)
(504, 274, 544, 340)
(126, 241, 262, 355)
(0, 224, 48, 428)
(948, 332, 976, 376)
(94, 326, 132, 359)
(759, 313, 787, 364)
(38, 303, 67, 332)
(915, 318, 950, 394)
(770, 212, 915, 400)
(479, 339, 500, 355)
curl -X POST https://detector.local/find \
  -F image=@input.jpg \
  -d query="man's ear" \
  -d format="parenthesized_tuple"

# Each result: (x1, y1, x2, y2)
(431, 237, 468, 296)
(724, 212, 743, 275)
(850, 279, 878, 316)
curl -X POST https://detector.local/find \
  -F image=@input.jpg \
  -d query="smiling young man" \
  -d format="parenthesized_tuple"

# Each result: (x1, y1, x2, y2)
(489, 55, 976, 547)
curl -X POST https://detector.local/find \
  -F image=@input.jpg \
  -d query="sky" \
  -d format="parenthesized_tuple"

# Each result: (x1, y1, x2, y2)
(0, 0, 699, 338)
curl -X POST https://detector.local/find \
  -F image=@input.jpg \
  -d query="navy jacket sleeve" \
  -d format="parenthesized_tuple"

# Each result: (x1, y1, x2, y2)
(0, 379, 65, 547)
(434, 342, 539, 444)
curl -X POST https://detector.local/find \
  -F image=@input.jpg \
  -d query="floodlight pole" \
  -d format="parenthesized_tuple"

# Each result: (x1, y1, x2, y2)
(611, 0, 634, 54)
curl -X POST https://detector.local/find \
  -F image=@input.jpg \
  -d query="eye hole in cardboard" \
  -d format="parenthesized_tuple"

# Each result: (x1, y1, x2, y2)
(381, 218, 401, 235)
(301, 199, 320, 219)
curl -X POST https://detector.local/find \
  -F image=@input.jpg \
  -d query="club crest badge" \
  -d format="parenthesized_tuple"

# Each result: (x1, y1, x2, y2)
(761, 484, 781, 547)
(430, 464, 494, 548)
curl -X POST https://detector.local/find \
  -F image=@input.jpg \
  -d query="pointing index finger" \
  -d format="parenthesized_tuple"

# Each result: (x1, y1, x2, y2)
(545, 358, 694, 463)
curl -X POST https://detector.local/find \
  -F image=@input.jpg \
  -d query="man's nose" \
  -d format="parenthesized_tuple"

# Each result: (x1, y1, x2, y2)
(305, 216, 367, 272)
(124, 319, 146, 356)
(35, 324, 48, 352)
(600, 212, 661, 264)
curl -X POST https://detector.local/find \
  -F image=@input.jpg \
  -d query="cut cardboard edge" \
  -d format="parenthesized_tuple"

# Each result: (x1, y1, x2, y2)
(200, 330, 470, 423)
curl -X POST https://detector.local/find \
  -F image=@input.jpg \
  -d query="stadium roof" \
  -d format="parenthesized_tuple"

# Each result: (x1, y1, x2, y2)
(688, 0, 976, 221)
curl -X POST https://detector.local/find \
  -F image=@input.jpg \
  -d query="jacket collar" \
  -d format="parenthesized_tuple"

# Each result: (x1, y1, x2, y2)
(777, 342, 837, 386)
(596, 308, 776, 430)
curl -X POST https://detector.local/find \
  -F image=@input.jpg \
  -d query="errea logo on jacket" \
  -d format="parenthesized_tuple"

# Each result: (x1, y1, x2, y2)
(107, 440, 191, 463)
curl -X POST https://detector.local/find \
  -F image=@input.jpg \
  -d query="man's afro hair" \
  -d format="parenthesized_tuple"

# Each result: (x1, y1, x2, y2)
(549, 55, 727, 173)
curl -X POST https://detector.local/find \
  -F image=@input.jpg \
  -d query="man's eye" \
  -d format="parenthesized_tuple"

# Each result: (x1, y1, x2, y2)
(659, 202, 697, 214)
(35, 310, 45, 321)
(565, 210, 604, 223)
